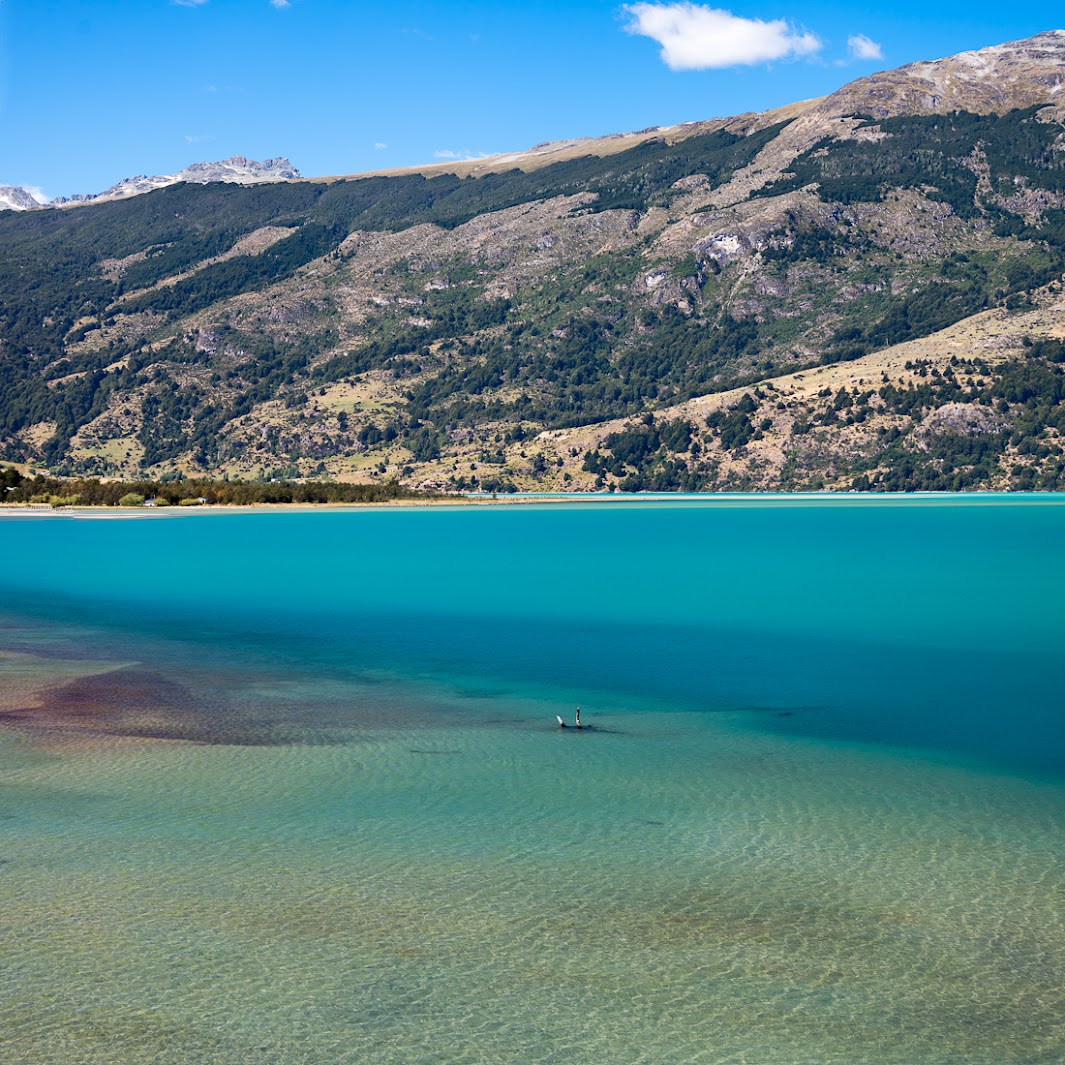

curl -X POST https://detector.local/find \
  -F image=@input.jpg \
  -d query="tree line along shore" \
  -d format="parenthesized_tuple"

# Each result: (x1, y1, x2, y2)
(0, 467, 434, 508)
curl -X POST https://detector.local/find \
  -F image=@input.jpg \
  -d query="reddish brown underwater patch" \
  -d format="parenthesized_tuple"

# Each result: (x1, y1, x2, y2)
(0, 667, 282, 746)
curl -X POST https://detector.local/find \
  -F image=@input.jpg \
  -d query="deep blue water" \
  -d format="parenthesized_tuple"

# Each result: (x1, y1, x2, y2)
(2, 497, 1062, 776)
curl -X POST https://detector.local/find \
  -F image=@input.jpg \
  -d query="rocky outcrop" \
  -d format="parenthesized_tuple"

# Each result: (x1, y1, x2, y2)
(177, 156, 301, 183)
(0, 186, 43, 212)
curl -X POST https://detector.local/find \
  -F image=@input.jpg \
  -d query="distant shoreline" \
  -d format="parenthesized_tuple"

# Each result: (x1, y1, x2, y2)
(3, 492, 1064, 519)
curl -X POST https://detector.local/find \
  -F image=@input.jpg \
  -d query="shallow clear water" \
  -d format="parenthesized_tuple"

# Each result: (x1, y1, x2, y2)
(1, 497, 1063, 1063)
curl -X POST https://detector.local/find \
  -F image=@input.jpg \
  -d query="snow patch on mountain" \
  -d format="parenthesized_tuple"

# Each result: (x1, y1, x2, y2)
(0, 186, 45, 212)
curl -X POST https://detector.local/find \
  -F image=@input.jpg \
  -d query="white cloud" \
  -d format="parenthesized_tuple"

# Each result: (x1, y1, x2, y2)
(374, 142, 388, 150)
(270, 0, 291, 8)
(623, 3, 821, 70)
(173, 0, 209, 7)
(847, 33, 882, 61)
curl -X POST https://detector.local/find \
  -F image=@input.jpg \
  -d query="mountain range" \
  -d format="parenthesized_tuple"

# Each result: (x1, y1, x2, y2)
(3, 31, 1065, 493)
(2, 156, 301, 211)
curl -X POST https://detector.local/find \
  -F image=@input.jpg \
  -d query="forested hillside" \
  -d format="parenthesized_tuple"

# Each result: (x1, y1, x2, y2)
(4, 34, 1065, 492)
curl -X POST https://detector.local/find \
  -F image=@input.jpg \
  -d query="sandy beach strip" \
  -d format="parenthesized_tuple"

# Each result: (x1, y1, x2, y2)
(4, 492, 1065, 520)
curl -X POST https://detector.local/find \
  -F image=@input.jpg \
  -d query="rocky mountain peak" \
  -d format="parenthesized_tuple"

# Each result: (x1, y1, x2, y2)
(0, 185, 45, 212)
(49, 156, 302, 208)
(177, 156, 301, 183)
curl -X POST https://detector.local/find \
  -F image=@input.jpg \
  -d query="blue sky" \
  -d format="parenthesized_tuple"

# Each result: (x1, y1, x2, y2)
(2, 0, 1063, 199)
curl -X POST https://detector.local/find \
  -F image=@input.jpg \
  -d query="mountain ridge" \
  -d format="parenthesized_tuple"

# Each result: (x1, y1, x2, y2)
(3, 32, 1065, 494)
(5, 31, 1065, 213)
(0, 156, 302, 213)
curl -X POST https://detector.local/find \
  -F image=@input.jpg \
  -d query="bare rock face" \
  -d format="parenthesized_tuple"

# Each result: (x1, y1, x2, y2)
(177, 156, 301, 183)
(0, 186, 44, 211)
(919, 403, 1009, 437)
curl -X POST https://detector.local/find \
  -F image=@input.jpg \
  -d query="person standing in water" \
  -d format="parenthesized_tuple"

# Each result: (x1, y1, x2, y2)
(575, 706, 582, 729)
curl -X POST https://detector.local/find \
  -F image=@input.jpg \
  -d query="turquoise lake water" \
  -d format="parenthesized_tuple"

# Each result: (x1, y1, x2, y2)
(1, 496, 1063, 1063)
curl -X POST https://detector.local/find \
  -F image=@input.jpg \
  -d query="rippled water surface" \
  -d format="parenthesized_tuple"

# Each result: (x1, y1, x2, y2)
(1, 497, 1063, 1064)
